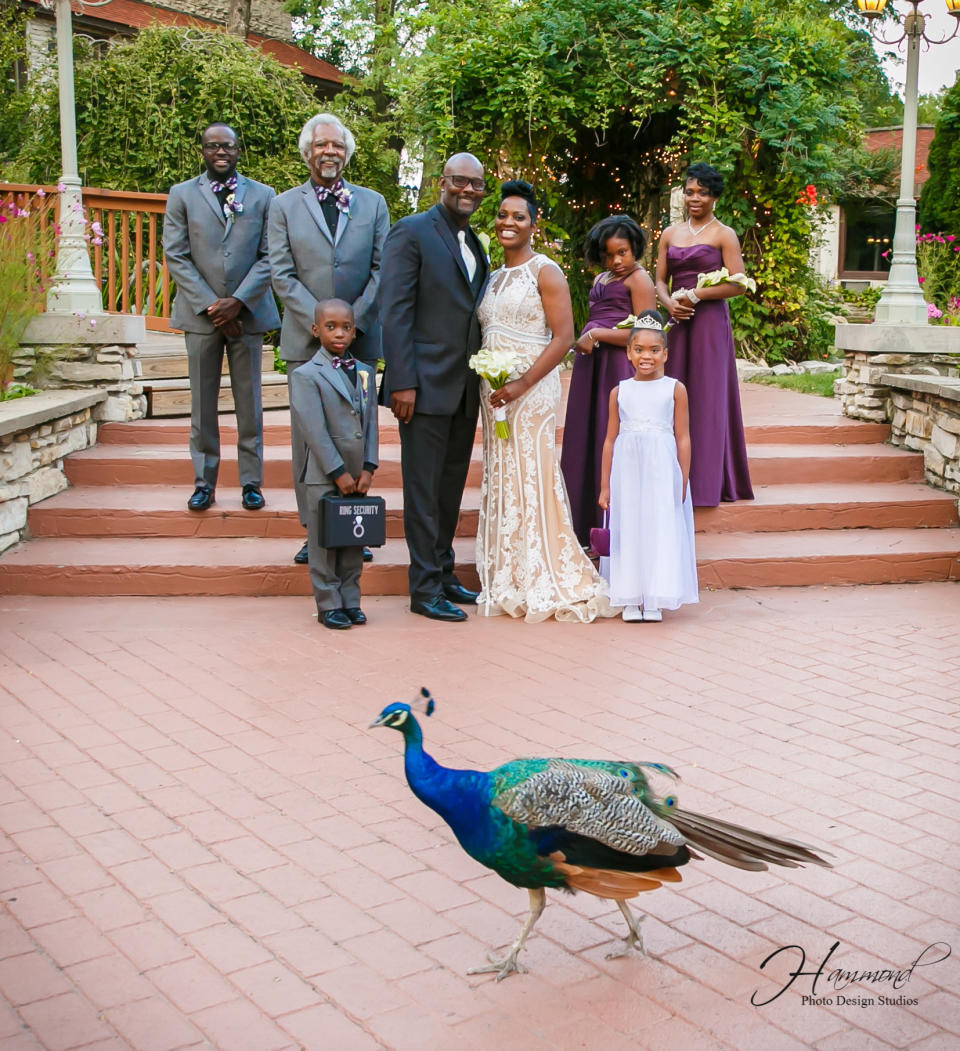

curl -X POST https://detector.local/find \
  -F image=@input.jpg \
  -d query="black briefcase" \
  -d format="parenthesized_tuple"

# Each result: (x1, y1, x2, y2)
(319, 493, 386, 548)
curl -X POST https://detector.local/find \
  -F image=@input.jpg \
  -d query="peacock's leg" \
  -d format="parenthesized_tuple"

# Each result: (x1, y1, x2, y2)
(605, 899, 646, 959)
(467, 887, 546, 981)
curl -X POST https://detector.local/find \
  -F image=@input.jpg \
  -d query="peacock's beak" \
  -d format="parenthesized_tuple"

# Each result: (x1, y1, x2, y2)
(368, 714, 388, 728)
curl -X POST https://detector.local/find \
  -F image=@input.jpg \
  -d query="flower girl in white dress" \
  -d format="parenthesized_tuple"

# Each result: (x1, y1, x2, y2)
(598, 310, 699, 622)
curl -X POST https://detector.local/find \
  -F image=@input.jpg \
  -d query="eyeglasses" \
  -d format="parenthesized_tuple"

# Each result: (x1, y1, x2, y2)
(443, 175, 486, 193)
(202, 142, 238, 153)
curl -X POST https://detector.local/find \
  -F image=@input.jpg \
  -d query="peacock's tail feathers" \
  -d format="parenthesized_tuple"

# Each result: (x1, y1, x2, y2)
(493, 759, 685, 858)
(548, 851, 684, 900)
(666, 807, 834, 872)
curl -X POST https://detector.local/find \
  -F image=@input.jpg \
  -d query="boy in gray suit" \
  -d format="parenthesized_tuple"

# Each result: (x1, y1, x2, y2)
(288, 300, 379, 630)
(163, 122, 280, 512)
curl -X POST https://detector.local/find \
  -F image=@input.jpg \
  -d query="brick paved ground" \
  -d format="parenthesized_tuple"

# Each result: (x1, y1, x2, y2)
(0, 585, 958, 1051)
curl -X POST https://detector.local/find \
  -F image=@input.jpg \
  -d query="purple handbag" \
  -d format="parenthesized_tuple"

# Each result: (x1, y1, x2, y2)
(589, 511, 610, 557)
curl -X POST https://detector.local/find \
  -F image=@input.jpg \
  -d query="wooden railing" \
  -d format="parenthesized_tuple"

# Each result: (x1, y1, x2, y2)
(1, 183, 173, 332)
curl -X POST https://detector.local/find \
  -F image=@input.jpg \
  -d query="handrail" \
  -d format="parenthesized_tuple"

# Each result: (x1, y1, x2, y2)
(0, 182, 174, 332)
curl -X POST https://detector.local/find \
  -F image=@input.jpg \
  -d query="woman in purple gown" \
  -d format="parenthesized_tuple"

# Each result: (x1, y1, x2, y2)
(561, 216, 656, 545)
(655, 163, 753, 508)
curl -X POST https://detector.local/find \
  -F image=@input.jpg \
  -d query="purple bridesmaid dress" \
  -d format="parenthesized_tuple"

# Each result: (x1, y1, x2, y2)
(560, 275, 637, 545)
(664, 244, 753, 507)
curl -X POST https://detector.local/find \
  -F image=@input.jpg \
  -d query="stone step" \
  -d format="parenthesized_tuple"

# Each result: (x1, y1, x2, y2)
(1, 529, 956, 597)
(63, 441, 926, 489)
(26, 482, 959, 540)
(95, 409, 891, 448)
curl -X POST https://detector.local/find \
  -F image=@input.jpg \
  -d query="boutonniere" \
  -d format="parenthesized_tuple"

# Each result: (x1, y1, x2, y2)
(476, 230, 492, 264)
(358, 369, 370, 398)
(223, 193, 244, 221)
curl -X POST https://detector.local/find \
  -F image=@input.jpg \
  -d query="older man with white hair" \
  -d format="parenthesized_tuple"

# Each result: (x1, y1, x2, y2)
(269, 113, 390, 564)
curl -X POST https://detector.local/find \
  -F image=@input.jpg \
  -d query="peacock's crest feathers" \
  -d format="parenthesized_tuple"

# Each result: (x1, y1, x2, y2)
(492, 759, 685, 858)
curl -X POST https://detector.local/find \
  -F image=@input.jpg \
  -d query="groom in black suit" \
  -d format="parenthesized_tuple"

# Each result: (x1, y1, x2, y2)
(380, 153, 489, 621)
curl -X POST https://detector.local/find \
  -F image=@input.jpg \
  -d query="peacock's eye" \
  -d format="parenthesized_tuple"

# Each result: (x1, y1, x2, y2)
(619, 769, 630, 778)
(390, 711, 407, 727)
(663, 795, 677, 809)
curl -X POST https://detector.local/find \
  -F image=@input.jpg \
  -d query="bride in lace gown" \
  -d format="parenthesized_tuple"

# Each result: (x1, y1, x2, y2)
(476, 181, 612, 623)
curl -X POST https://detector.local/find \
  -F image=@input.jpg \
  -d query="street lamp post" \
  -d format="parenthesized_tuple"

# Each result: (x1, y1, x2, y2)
(856, 0, 960, 324)
(44, 0, 112, 315)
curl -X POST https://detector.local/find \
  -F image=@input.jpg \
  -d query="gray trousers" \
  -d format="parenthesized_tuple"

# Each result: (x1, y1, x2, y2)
(305, 482, 363, 611)
(286, 357, 312, 526)
(186, 329, 263, 489)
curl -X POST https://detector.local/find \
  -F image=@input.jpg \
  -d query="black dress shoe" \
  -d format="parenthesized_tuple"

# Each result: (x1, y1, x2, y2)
(410, 596, 468, 622)
(442, 582, 479, 605)
(320, 609, 351, 630)
(241, 484, 265, 510)
(362, 547, 374, 563)
(294, 541, 309, 565)
(342, 607, 367, 625)
(187, 486, 214, 512)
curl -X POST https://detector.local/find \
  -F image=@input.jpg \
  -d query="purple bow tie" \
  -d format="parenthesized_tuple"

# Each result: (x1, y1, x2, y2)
(315, 181, 352, 215)
(209, 174, 238, 194)
(331, 355, 356, 370)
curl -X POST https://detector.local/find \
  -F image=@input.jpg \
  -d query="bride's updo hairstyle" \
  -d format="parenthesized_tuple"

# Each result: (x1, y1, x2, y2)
(500, 179, 538, 222)
(685, 162, 724, 198)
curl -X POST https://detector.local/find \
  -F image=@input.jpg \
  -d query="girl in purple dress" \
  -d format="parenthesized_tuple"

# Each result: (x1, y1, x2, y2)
(654, 163, 754, 508)
(561, 216, 656, 545)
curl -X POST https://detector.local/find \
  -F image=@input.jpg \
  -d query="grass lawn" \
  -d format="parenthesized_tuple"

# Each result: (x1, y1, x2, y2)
(747, 372, 838, 398)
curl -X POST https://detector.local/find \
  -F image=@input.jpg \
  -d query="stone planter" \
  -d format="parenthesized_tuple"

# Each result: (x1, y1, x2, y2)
(17, 314, 147, 422)
(834, 323, 960, 423)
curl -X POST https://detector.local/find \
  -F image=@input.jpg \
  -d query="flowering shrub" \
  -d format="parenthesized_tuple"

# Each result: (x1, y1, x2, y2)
(916, 227, 960, 324)
(0, 194, 56, 398)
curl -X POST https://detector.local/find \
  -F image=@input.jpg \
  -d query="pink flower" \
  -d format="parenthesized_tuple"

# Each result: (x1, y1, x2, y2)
(57, 182, 66, 192)
(0, 216, 6, 224)
(927, 303, 943, 319)
(919, 277, 925, 283)
(36, 188, 45, 198)
(89, 320, 97, 328)
(947, 235, 956, 242)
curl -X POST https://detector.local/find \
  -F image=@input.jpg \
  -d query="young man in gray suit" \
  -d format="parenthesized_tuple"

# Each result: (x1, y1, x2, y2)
(380, 153, 489, 622)
(163, 122, 279, 512)
(269, 113, 390, 565)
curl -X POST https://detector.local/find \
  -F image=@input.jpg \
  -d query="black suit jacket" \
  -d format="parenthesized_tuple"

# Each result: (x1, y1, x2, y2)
(379, 204, 489, 416)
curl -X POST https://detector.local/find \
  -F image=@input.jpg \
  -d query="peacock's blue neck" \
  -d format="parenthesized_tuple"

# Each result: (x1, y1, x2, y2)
(400, 721, 493, 855)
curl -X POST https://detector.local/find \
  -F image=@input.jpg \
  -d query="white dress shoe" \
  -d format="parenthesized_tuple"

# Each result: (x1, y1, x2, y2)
(642, 607, 663, 622)
(622, 605, 643, 622)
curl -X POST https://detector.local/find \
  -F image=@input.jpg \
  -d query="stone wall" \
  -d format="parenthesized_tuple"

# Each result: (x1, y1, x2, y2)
(885, 375, 960, 496)
(836, 350, 959, 422)
(0, 391, 105, 553)
(834, 323, 960, 423)
(18, 315, 147, 422)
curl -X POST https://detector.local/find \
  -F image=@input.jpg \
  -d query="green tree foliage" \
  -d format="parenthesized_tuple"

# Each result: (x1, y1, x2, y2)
(16, 26, 326, 193)
(918, 77, 960, 235)
(0, 4, 30, 173)
(399, 0, 885, 360)
(286, 0, 416, 218)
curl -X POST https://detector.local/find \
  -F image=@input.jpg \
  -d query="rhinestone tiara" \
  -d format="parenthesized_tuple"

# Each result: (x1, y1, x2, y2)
(632, 315, 664, 332)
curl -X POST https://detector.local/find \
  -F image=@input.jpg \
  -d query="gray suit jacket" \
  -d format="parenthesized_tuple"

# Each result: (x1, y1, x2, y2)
(288, 348, 379, 486)
(268, 179, 390, 363)
(163, 173, 280, 334)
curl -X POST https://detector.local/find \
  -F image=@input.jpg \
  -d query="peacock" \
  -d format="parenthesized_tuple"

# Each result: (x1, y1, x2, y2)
(371, 690, 833, 980)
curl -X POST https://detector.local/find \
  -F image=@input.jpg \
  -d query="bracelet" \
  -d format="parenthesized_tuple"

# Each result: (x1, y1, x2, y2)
(685, 290, 700, 305)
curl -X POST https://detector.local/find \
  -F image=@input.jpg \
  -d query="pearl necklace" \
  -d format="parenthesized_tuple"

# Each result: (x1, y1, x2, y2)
(687, 216, 717, 240)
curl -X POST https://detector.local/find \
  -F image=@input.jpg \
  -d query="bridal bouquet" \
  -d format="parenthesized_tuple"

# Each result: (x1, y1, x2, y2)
(469, 347, 520, 439)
